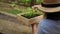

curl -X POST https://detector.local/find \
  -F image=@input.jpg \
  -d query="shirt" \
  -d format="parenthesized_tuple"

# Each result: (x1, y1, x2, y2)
(36, 18, 60, 34)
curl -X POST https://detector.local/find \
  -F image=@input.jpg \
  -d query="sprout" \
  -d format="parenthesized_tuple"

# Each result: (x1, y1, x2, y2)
(22, 7, 43, 19)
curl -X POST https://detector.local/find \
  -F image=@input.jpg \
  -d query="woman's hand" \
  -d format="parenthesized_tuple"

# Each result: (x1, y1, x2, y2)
(32, 5, 39, 11)
(32, 5, 38, 10)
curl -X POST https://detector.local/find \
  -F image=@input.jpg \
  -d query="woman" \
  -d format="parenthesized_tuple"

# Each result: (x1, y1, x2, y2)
(32, 0, 60, 34)
(36, 12, 60, 34)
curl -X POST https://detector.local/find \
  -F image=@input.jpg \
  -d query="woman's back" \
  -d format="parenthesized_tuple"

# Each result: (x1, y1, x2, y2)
(36, 12, 60, 34)
(37, 19, 60, 34)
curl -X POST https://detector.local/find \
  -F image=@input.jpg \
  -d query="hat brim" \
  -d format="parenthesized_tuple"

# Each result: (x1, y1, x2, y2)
(38, 5, 60, 12)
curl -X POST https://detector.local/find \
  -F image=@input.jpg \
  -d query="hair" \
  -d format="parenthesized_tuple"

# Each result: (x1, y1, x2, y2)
(45, 12, 60, 20)
(43, 0, 58, 4)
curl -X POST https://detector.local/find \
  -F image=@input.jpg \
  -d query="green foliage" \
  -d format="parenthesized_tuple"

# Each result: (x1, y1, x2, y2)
(0, 0, 42, 5)
(21, 0, 30, 3)
(9, 2, 16, 7)
(0, 7, 24, 15)
(3, 8, 22, 14)
(23, 7, 42, 18)
(36, 0, 42, 4)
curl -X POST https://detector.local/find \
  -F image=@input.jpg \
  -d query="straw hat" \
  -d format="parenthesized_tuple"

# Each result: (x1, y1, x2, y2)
(37, 0, 60, 12)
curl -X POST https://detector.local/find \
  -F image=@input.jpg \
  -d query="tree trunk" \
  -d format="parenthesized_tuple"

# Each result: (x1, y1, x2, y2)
(30, 0, 36, 7)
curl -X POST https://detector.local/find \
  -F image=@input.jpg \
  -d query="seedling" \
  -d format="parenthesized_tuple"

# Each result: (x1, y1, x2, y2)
(22, 7, 43, 19)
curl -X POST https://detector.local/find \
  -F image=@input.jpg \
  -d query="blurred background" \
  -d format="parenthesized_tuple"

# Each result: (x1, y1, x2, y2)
(0, 0, 41, 34)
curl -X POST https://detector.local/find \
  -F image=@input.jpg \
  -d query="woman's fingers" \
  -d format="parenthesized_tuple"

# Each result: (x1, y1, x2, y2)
(32, 5, 38, 10)
(32, 5, 38, 11)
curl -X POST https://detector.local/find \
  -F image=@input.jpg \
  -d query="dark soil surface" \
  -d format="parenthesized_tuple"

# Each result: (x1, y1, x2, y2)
(22, 14, 41, 19)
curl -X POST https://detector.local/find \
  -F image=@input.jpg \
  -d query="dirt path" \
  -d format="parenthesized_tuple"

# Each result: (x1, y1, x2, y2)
(0, 19, 32, 34)
(0, 13, 32, 34)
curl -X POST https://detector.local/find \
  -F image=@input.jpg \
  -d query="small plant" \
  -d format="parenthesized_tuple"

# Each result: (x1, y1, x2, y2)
(22, 7, 43, 19)
(9, 2, 16, 8)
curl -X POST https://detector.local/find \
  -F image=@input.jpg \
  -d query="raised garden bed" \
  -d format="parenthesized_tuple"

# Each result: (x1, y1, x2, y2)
(16, 8, 43, 25)
(17, 13, 43, 25)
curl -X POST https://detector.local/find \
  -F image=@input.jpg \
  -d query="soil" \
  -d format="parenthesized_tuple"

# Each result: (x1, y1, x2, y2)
(22, 14, 41, 19)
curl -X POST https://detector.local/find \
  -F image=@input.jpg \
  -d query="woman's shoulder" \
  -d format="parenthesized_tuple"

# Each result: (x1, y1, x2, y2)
(38, 18, 57, 25)
(39, 18, 60, 26)
(39, 18, 57, 23)
(39, 18, 53, 23)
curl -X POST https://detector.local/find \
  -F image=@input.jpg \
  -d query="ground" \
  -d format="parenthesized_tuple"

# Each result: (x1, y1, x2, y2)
(0, 19, 32, 34)
(0, 2, 32, 34)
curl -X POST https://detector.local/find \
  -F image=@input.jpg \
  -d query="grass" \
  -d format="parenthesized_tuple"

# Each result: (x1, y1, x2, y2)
(0, 6, 24, 15)
(4, 8, 23, 15)
(0, 2, 27, 15)
(0, 6, 23, 15)
(0, 2, 43, 15)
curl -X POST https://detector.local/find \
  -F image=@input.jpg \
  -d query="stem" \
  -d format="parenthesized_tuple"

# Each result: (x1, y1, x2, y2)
(30, 0, 36, 7)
